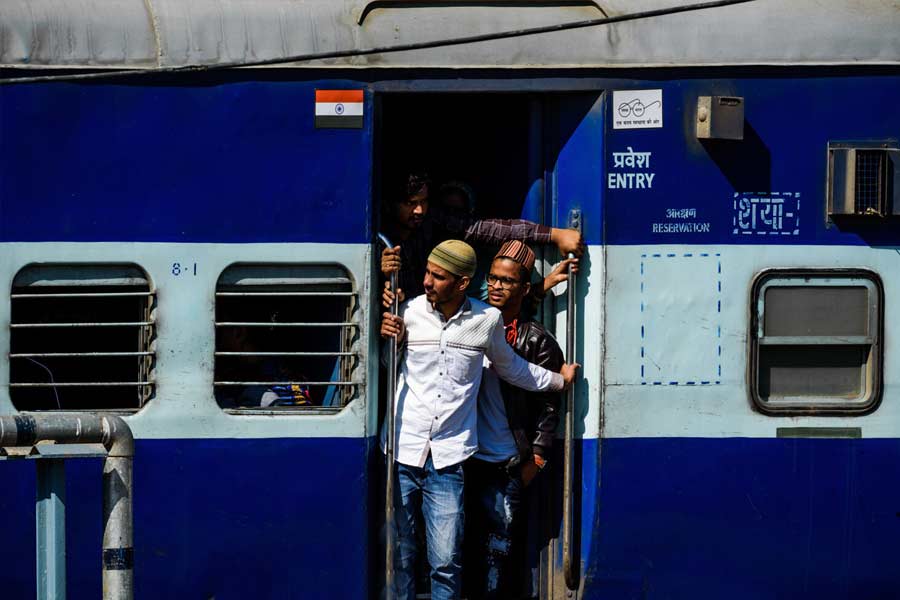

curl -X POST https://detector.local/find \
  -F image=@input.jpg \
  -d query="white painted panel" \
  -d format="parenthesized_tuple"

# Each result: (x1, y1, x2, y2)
(605, 244, 900, 439)
(0, 242, 372, 440)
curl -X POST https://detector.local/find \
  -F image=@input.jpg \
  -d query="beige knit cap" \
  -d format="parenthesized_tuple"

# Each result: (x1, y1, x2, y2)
(428, 240, 477, 278)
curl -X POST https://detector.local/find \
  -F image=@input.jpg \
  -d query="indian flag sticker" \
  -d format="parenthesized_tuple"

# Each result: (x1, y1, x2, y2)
(315, 90, 364, 129)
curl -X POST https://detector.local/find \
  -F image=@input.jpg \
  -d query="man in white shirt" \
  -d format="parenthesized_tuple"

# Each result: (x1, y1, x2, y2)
(381, 239, 578, 600)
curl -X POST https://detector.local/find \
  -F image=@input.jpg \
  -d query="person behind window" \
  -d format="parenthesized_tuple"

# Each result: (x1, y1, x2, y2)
(378, 173, 584, 300)
(464, 240, 573, 599)
(216, 326, 314, 408)
(379, 239, 579, 600)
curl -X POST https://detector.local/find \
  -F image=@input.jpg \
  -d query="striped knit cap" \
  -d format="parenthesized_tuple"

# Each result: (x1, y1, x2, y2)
(494, 240, 535, 274)
(428, 240, 477, 278)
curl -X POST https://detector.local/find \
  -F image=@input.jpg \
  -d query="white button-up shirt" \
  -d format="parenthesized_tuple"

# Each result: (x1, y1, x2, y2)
(383, 295, 564, 470)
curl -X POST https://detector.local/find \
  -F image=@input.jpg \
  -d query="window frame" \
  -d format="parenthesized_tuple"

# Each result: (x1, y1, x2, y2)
(826, 141, 900, 219)
(213, 262, 360, 416)
(749, 268, 884, 416)
(8, 263, 157, 413)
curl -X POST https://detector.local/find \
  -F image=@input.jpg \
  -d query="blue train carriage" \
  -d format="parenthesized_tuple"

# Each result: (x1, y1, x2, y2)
(1, 0, 900, 597)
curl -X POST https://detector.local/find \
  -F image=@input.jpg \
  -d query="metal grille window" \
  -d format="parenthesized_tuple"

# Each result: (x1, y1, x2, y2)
(827, 142, 899, 218)
(750, 270, 883, 415)
(9, 265, 156, 411)
(854, 150, 888, 214)
(214, 264, 359, 412)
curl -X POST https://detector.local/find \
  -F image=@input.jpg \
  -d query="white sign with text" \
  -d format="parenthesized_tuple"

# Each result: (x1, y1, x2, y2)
(613, 89, 663, 129)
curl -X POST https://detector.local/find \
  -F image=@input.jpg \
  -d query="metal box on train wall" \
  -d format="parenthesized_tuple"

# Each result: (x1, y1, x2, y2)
(695, 95, 744, 140)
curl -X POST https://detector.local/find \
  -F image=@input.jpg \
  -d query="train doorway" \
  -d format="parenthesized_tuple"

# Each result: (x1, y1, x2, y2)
(374, 89, 603, 600)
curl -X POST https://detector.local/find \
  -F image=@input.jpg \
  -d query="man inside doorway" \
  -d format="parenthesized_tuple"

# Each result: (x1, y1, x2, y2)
(380, 239, 579, 600)
(465, 240, 574, 599)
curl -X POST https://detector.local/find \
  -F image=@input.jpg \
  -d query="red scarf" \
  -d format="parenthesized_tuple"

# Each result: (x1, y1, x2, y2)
(504, 318, 519, 346)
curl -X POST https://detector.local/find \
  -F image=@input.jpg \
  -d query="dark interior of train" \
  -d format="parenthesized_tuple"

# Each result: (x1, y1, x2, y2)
(378, 93, 535, 223)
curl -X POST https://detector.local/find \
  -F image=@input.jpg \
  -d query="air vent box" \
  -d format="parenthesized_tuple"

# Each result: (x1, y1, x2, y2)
(828, 142, 900, 217)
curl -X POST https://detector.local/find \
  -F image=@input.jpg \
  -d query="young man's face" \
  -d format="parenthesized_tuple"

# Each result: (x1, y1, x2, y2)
(395, 190, 429, 231)
(424, 261, 469, 306)
(486, 258, 529, 310)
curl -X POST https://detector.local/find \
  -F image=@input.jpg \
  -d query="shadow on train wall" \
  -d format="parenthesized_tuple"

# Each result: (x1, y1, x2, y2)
(700, 121, 771, 193)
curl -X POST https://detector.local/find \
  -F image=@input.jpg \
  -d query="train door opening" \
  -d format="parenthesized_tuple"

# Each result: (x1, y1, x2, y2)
(375, 90, 603, 599)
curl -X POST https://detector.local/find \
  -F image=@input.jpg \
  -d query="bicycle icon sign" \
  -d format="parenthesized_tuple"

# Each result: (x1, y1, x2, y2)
(612, 89, 663, 129)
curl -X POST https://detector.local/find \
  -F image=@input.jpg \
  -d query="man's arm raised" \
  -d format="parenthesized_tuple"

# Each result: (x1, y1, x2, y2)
(486, 317, 578, 392)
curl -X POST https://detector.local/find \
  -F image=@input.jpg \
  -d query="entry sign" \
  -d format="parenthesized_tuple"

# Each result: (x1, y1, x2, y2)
(612, 89, 663, 130)
(315, 90, 364, 129)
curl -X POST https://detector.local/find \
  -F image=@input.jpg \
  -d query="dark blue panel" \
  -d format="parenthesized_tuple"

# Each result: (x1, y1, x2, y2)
(584, 437, 900, 599)
(6, 435, 900, 597)
(603, 76, 900, 246)
(548, 93, 605, 246)
(0, 437, 372, 599)
(0, 81, 372, 243)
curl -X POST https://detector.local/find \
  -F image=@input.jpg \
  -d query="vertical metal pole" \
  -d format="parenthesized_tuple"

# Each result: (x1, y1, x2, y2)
(36, 459, 66, 600)
(562, 209, 582, 592)
(102, 456, 134, 600)
(377, 233, 399, 600)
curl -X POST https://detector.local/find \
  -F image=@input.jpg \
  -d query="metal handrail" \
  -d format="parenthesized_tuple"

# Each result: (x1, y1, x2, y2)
(563, 210, 582, 592)
(377, 233, 399, 600)
(0, 413, 135, 600)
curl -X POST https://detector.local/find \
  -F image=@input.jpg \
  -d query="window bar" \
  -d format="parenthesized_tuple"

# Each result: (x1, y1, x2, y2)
(12, 322, 155, 328)
(214, 351, 357, 356)
(759, 336, 873, 346)
(10, 352, 155, 357)
(215, 292, 356, 297)
(11, 292, 155, 299)
(10, 382, 154, 388)
(213, 381, 358, 386)
(214, 322, 357, 327)
(217, 277, 351, 286)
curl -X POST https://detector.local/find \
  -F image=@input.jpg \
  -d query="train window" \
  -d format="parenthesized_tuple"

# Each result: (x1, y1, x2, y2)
(750, 270, 883, 415)
(9, 264, 156, 411)
(827, 142, 899, 218)
(214, 264, 359, 412)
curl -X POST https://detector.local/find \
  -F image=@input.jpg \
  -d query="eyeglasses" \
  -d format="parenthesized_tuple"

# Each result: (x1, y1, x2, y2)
(485, 273, 521, 290)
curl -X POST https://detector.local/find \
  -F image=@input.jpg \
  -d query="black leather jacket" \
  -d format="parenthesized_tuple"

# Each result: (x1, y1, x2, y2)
(500, 318, 564, 464)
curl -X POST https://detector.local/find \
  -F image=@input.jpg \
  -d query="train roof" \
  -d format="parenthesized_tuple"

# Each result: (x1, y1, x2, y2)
(2, 0, 899, 72)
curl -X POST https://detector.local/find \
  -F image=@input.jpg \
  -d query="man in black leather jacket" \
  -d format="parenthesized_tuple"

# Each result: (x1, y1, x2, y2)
(465, 240, 577, 600)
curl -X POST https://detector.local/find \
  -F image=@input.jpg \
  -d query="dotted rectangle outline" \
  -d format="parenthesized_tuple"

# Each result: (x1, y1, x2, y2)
(640, 252, 721, 386)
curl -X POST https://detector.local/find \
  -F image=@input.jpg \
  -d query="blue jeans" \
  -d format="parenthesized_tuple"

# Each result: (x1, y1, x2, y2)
(393, 454, 465, 600)
(464, 458, 523, 600)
